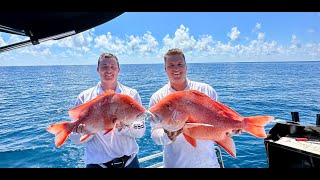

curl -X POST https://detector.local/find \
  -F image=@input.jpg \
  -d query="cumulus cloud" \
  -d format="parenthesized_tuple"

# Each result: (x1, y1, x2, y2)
(257, 32, 265, 42)
(162, 25, 197, 53)
(256, 23, 262, 29)
(290, 34, 301, 48)
(253, 23, 262, 33)
(94, 32, 127, 53)
(228, 27, 240, 41)
(194, 35, 214, 52)
(1, 22, 320, 65)
(58, 29, 94, 53)
(126, 31, 159, 55)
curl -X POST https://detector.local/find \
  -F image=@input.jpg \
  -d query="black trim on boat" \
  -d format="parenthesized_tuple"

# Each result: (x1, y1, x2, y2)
(0, 12, 124, 53)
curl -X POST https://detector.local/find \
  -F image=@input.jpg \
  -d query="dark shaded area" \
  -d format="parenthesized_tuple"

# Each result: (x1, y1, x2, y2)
(0, 12, 123, 40)
(0, 12, 123, 52)
(265, 122, 320, 168)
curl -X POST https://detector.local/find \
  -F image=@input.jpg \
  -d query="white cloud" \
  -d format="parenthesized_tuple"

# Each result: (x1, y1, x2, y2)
(228, 27, 240, 41)
(194, 35, 214, 52)
(94, 32, 127, 53)
(140, 31, 159, 54)
(257, 32, 265, 42)
(252, 23, 262, 34)
(162, 25, 197, 53)
(2, 22, 320, 65)
(58, 29, 94, 53)
(255, 23, 262, 29)
(290, 34, 301, 48)
(127, 35, 142, 52)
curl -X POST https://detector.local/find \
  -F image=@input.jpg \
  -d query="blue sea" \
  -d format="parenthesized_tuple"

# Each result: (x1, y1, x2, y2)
(0, 62, 319, 168)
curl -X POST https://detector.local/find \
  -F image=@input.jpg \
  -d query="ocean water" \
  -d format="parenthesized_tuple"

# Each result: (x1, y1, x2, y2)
(0, 62, 319, 168)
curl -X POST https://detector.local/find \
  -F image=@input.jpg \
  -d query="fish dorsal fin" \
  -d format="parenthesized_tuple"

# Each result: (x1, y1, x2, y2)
(189, 90, 209, 98)
(213, 100, 242, 121)
(189, 90, 243, 122)
(183, 134, 197, 147)
(68, 90, 116, 121)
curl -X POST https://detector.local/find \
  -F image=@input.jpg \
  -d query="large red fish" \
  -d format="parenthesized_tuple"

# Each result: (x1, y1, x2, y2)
(148, 90, 273, 158)
(46, 90, 146, 147)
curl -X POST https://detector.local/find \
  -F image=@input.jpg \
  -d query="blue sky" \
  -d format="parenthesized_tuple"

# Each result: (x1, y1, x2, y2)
(0, 12, 319, 66)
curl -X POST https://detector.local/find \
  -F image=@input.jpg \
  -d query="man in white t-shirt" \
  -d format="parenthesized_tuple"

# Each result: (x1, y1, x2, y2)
(69, 53, 146, 168)
(149, 48, 240, 168)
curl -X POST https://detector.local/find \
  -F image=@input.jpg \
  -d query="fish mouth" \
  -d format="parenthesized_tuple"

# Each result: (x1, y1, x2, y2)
(145, 110, 160, 124)
(144, 111, 184, 132)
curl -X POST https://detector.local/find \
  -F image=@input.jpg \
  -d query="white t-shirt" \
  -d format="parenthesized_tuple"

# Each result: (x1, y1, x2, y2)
(69, 81, 146, 166)
(149, 79, 220, 168)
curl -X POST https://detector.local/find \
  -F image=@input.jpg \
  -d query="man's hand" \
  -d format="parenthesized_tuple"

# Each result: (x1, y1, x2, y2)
(226, 129, 242, 137)
(164, 128, 183, 142)
(115, 121, 129, 132)
(72, 124, 87, 134)
(232, 129, 242, 135)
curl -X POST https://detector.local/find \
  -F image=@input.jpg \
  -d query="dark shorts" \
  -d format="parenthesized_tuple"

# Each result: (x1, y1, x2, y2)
(86, 155, 140, 168)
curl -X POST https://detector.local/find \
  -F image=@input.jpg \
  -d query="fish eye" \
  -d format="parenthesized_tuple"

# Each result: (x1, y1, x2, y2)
(166, 102, 171, 108)
(130, 103, 135, 107)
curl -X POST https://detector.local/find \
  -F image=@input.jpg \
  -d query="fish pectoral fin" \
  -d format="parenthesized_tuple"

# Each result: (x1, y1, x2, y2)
(185, 122, 214, 128)
(186, 117, 197, 123)
(215, 136, 236, 158)
(183, 134, 197, 147)
(79, 134, 92, 142)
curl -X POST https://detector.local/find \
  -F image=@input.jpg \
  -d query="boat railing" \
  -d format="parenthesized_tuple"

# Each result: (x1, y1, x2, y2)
(139, 146, 224, 168)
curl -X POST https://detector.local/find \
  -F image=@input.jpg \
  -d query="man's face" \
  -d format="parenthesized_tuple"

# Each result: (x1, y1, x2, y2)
(97, 58, 120, 83)
(165, 54, 187, 83)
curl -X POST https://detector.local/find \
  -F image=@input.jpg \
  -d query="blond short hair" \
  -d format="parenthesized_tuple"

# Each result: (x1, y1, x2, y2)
(98, 53, 119, 67)
(164, 48, 186, 63)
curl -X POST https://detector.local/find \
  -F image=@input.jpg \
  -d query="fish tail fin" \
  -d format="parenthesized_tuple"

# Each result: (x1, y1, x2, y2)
(243, 116, 274, 138)
(46, 122, 72, 147)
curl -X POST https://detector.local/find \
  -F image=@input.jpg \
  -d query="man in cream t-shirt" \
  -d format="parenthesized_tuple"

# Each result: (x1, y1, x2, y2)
(149, 48, 220, 168)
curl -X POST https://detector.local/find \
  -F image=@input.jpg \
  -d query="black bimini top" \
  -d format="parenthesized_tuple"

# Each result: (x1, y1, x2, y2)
(0, 12, 124, 53)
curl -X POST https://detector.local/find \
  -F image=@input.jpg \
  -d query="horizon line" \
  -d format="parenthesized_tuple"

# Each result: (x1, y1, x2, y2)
(0, 60, 319, 67)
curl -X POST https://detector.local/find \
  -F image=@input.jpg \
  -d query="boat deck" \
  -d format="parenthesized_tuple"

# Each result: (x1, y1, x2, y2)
(275, 137, 320, 155)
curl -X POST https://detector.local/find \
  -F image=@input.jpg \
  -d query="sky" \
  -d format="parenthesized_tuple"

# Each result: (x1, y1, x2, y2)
(0, 12, 320, 66)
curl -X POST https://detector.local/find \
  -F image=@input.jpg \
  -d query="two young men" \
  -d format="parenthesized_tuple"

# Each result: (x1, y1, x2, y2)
(70, 49, 226, 168)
